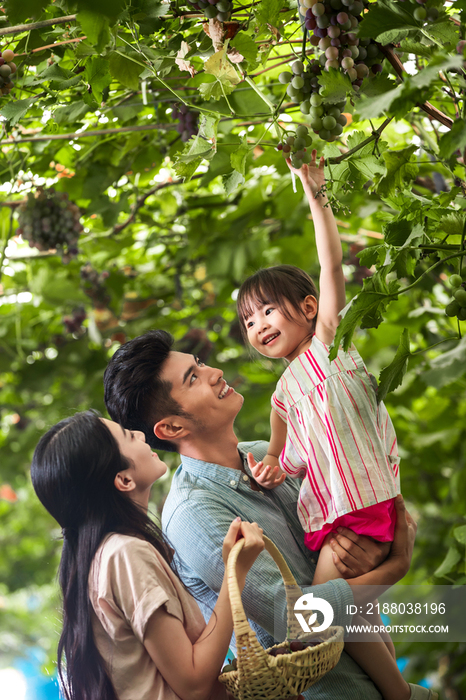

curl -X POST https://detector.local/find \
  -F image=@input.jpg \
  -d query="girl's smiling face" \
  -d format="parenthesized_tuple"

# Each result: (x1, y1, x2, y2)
(244, 296, 317, 362)
(102, 419, 168, 495)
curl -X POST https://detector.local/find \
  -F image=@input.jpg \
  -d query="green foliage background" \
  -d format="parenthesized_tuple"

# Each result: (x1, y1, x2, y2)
(0, 0, 465, 696)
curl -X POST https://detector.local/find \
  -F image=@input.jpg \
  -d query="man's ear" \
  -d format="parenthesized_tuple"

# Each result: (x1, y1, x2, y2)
(154, 416, 191, 443)
(302, 294, 318, 320)
(114, 470, 136, 493)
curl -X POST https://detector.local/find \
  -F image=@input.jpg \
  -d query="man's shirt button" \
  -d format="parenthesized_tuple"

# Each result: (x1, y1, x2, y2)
(230, 480, 236, 486)
(242, 474, 249, 481)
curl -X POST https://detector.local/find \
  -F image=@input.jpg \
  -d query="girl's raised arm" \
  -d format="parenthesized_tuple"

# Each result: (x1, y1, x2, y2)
(287, 153, 346, 346)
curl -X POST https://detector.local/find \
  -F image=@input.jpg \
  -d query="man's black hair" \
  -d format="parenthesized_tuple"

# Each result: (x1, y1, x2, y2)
(104, 330, 188, 452)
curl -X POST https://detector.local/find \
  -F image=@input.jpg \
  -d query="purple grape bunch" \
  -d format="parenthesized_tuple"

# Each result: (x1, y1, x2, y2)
(279, 59, 348, 143)
(186, 0, 233, 22)
(0, 48, 17, 97)
(63, 308, 87, 335)
(299, 0, 386, 86)
(17, 188, 83, 263)
(172, 104, 199, 142)
(80, 263, 111, 308)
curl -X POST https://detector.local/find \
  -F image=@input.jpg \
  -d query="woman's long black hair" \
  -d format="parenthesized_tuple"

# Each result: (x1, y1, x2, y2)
(31, 410, 175, 700)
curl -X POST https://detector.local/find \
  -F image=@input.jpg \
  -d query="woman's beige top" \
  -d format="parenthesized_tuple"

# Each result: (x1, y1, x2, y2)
(89, 533, 226, 700)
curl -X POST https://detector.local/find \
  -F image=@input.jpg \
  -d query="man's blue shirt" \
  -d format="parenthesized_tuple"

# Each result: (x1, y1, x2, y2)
(162, 440, 381, 699)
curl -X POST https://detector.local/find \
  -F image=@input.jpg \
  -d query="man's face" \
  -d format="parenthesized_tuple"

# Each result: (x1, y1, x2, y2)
(159, 351, 243, 435)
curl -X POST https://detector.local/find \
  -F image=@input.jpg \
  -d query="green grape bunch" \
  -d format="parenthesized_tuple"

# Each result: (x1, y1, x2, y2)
(276, 123, 314, 169)
(17, 188, 83, 264)
(0, 48, 17, 97)
(445, 270, 466, 322)
(187, 0, 233, 22)
(279, 61, 347, 143)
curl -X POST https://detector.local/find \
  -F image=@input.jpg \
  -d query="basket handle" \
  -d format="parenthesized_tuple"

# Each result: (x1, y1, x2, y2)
(226, 535, 306, 639)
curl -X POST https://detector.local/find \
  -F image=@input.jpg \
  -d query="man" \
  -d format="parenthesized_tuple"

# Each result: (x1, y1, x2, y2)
(104, 329, 416, 700)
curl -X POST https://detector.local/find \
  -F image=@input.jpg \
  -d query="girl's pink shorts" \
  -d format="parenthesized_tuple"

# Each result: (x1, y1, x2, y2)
(304, 497, 397, 552)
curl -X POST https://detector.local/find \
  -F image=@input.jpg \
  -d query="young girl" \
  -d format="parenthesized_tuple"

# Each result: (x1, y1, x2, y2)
(30, 410, 266, 700)
(236, 153, 437, 700)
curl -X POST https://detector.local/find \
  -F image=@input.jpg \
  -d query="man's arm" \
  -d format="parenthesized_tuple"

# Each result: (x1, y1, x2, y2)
(330, 495, 417, 605)
(164, 495, 354, 640)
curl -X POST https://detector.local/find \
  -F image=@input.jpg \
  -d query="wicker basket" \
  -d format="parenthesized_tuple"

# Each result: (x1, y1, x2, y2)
(218, 535, 344, 700)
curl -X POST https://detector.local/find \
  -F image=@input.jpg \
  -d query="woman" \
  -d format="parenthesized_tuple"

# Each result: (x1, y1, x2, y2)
(31, 410, 265, 700)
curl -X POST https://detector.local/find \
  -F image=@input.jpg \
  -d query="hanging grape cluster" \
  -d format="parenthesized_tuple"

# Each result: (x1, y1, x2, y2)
(63, 308, 87, 335)
(17, 188, 83, 263)
(299, 0, 386, 85)
(445, 271, 466, 322)
(279, 59, 348, 143)
(399, 0, 439, 23)
(80, 263, 111, 308)
(187, 0, 233, 21)
(276, 122, 314, 169)
(172, 103, 199, 142)
(0, 48, 17, 97)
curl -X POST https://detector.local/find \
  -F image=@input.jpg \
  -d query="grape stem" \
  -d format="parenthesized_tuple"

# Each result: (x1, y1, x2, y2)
(328, 118, 393, 165)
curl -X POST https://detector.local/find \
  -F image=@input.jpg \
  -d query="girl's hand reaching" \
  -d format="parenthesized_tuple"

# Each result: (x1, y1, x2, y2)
(286, 150, 326, 199)
(247, 452, 287, 490)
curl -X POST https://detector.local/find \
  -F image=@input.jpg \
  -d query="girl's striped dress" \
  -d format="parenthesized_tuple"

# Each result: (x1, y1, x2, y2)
(272, 335, 400, 549)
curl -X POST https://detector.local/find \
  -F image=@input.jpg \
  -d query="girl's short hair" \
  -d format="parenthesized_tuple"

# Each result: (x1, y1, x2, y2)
(237, 265, 319, 334)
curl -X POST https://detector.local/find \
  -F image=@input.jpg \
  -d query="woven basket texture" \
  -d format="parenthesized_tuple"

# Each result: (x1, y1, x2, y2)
(218, 535, 344, 700)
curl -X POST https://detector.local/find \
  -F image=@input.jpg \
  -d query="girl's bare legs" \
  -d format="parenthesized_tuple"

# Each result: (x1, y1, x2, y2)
(312, 537, 410, 700)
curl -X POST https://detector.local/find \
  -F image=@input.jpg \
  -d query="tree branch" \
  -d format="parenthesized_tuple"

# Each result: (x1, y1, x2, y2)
(327, 117, 393, 165)
(0, 123, 174, 146)
(380, 46, 454, 129)
(0, 15, 76, 37)
(15, 36, 85, 57)
(111, 175, 204, 236)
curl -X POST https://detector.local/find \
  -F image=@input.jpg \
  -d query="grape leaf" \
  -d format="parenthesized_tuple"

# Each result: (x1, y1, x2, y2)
(439, 119, 466, 160)
(199, 46, 240, 102)
(230, 33, 259, 66)
(223, 171, 245, 196)
(377, 146, 418, 197)
(409, 55, 462, 90)
(356, 245, 385, 269)
(384, 219, 420, 247)
(423, 21, 458, 47)
(422, 336, 466, 389)
(230, 139, 250, 177)
(78, 11, 111, 51)
(355, 84, 404, 121)
(454, 525, 466, 546)
(434, 546, 461, 579)
(0, 98, 37, 126)
(358, 0, 418, 41)
(330, 272, 400, 359)
(3, 0, 46, 23)
(54, 100, 89, 125)
(397, 39, 435, 58)
(377, 328, 411, 403)
(318, 69, 353, 104)
(108, 51, 144, 91)
(70, 0, 126, 22)
(85, 57, 112, 104)
(255, 0, 286, 30)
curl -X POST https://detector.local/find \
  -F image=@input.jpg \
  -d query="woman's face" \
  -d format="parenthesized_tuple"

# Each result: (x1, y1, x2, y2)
(102, 419, 168, 492)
